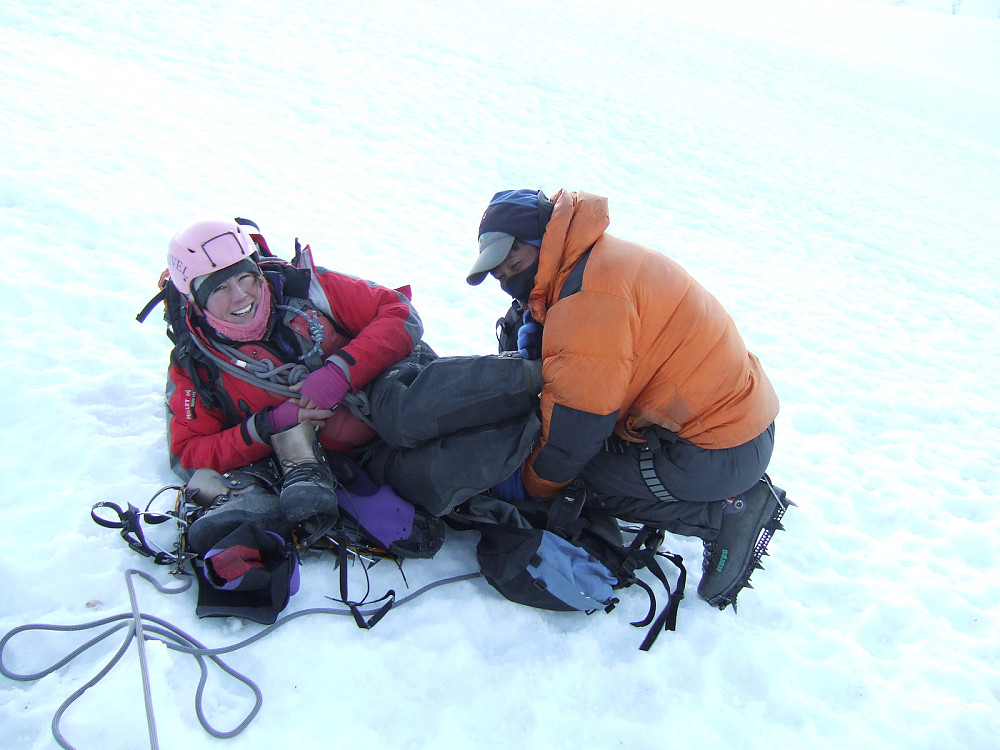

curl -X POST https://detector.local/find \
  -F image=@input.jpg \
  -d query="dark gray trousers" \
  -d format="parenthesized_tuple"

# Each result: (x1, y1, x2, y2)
(359, 347, 775, 539)
(581, 423, 776, 540)
(359, 350, 542, 516)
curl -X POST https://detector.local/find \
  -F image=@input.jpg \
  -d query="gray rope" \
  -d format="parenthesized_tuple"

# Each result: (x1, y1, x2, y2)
(188, 332, 299, 400)
(187, 324, 376, 427)
(1, 567, 481, 748)
(191, 300, 321, 394)
(213, 341, 311, 389)
(126, 569, 160, 749)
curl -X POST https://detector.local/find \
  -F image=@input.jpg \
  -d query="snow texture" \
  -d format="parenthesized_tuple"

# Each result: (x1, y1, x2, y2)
(1, 0, 998, 748)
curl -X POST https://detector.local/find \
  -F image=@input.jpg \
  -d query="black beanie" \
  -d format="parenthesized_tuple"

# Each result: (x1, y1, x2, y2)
(191, 257, 261, 309)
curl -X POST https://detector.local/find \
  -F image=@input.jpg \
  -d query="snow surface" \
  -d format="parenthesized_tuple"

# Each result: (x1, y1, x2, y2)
(2, 0, 999, 748)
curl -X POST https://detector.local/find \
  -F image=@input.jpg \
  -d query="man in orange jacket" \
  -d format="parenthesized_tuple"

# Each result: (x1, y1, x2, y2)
(468, 189, 789, 610)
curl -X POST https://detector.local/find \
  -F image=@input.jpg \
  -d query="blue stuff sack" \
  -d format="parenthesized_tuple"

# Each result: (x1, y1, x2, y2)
(477, 525, 617, 612)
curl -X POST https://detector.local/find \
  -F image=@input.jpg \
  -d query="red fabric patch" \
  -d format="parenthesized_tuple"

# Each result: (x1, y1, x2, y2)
(207, 545, 265, 581)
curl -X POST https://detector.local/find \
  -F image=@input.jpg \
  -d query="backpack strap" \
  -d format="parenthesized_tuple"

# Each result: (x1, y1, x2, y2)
(637, 551, 686, 651)
(495, 300, 524, 353)
(236, 217, 277, 258)
(174, 326, 246, 423)
(136, 288, 167, 324)
(614, 525, 685, 650)
(136, 273, 247, 425)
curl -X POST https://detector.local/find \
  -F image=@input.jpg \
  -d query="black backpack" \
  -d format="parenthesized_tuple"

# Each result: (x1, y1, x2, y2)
(447, 486, 687, 651)
(495, 300, 525, 353)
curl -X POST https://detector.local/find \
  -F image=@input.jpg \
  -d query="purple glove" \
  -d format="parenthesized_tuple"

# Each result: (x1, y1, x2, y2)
(266, 400, 300, 435)
(297, 363, 351, 410)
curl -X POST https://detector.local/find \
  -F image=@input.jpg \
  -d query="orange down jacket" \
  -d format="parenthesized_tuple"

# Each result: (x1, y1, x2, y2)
(521, 190, 779, 499)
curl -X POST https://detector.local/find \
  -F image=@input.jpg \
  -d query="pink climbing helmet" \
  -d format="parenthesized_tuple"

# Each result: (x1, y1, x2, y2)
(167, 219, 259, 296)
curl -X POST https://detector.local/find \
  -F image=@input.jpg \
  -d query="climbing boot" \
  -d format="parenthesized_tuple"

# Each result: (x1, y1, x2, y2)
(698, 475, 794, 611)
(185, 468, 290, 555)
(271, 422, 342, 526)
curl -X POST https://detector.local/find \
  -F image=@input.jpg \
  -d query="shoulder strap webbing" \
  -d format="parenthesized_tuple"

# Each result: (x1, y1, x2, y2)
(136, 289, 166, 324)
(638, 551, 686, 651)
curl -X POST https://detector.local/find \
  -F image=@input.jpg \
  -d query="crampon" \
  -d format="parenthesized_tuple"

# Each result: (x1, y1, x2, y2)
(698, 475, 794, 611)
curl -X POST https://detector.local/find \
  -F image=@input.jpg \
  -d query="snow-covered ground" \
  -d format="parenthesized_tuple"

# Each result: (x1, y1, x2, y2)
(1, 0, 998, 748)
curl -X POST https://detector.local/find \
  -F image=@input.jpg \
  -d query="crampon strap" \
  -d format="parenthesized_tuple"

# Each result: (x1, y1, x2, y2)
(91, 493, 190, 570)
(324, 530, 398, 630)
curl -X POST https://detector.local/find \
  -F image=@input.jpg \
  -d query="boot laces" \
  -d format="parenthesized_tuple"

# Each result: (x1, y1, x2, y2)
(203, 496, 228, 512)
(702, 496, 739, 573)
(701, 540, 715, 574)
(199, 484, 235, 513)
(281, 460, 333, 488)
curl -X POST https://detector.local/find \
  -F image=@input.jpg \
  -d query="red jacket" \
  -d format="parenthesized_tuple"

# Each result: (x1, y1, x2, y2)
(167, 246, 421, 474)
(522, 190, 779, 499)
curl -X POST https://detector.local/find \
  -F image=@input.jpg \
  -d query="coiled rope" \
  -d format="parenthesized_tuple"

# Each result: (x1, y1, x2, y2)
(1, 568, 480, 749)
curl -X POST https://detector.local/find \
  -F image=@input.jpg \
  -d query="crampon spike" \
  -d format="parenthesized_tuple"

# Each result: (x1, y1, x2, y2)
(699, 475, 793, 611)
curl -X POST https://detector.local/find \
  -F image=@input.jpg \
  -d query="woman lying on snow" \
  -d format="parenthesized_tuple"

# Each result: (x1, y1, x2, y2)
(163, 218, 543, 560)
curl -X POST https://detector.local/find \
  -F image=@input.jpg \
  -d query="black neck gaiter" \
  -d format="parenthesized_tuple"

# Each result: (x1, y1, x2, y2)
(502, 259, 539, 303)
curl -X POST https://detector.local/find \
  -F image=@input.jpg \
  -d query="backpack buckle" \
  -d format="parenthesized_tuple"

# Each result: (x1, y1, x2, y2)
(546, 483, 587, 538)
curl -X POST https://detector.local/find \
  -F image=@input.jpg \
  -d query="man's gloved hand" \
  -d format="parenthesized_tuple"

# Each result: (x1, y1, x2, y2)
(492, 470, 528, 502)
(294, 363, 351, 410)
(517, 310, 543, 360)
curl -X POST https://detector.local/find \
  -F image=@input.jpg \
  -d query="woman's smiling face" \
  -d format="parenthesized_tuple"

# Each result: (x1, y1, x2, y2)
(203, 271, 264, 324)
